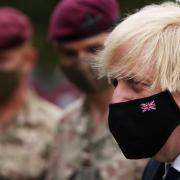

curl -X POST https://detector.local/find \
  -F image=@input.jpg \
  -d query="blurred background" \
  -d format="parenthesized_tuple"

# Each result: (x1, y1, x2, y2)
(0, 0, 173, 108)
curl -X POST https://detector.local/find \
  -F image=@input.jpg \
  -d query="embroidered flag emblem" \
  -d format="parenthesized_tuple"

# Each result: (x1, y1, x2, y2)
(141, 101, 156, 112)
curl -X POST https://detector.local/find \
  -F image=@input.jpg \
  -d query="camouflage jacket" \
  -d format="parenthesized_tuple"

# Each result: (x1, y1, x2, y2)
(0, 91, 63, 180)
(47, 97, 148, 180)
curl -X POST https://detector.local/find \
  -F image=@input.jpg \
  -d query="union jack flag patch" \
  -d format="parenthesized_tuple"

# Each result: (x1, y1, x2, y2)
(141, 101, 156, 112)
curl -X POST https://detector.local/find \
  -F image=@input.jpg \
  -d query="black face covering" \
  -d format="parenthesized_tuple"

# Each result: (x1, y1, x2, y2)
(108, 91, 180, 159)
(0, 70, 20, 106)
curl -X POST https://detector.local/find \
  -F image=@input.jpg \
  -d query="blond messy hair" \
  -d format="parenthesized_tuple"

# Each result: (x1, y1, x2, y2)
(94, 2, 180, 92)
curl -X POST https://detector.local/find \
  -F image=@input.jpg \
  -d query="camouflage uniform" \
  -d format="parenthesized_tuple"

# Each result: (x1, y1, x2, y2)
(0, 91, 63, 180)
(48, 97, 148, 180)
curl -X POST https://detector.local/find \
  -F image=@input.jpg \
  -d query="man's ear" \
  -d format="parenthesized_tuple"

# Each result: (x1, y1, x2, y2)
(172, 92, 180, 108)
(22, 46, 38, 74)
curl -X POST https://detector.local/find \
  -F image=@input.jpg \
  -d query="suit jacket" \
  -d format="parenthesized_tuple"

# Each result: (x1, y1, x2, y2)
(142, 159, 165, 180)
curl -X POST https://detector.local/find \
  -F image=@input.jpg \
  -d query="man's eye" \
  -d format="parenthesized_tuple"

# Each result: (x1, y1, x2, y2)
(110, 78, 118, 88)
(86, 45, 103, 54)
(128, 79, 141, 85)
(126, 79, 151, 92)
(64, 50, 77, 57)
(59, 49, 78, 59)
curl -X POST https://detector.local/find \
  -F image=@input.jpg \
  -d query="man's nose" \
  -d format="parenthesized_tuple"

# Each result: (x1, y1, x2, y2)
(111, 81, 134, 103)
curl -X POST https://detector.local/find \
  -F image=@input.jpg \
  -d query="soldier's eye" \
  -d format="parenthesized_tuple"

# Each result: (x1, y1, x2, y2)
(62, 49, 78, 58)
(86, 44, 103, 54)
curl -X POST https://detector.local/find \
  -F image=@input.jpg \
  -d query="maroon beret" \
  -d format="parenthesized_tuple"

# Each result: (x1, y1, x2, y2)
(0, 7, 33, 50)
(48, 0, 120, 42)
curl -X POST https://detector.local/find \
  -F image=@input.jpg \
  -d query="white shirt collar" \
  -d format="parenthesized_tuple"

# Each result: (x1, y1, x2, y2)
(172, 154, 180, 172)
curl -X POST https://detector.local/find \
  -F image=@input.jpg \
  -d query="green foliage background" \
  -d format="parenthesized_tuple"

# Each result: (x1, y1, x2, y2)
(0, 0, 172, 78)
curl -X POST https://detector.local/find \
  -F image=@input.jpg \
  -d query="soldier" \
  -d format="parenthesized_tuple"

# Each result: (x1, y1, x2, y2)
(47, 0, 148, 180)
(0, 7, 63, 180)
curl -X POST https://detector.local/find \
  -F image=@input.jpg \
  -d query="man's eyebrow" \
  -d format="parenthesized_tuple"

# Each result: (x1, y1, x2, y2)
(108, 73, 152, 85)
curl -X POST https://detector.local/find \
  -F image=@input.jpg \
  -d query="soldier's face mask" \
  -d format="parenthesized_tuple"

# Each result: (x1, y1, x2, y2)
(108, 91, 180, 159)
(59, 57, 109, 94)
(0, 69, 20, 105)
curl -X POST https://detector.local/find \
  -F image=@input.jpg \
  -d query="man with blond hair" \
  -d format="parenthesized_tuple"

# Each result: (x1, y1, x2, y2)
(95, 1, 180, 180)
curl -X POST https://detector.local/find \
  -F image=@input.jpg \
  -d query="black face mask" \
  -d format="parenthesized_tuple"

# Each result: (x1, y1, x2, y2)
(0, 70, 20, 106)
(59, 58, 109, 94)
(108, 91, 180, 159)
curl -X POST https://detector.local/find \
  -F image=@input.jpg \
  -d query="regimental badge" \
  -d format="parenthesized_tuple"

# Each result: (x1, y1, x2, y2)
(141, 100, 156, 112)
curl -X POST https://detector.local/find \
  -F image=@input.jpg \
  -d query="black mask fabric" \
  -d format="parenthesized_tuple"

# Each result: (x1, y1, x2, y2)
(108, 91, 180, 159)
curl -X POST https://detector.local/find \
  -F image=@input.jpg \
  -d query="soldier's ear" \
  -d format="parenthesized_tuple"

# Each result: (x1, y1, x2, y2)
(26, 46, 38, 63)
(22, 46, 38, 74)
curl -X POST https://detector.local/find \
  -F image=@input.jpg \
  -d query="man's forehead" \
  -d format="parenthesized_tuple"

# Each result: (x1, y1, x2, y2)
(56, 33, 108, 50)
(0, 45, 27, 55)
